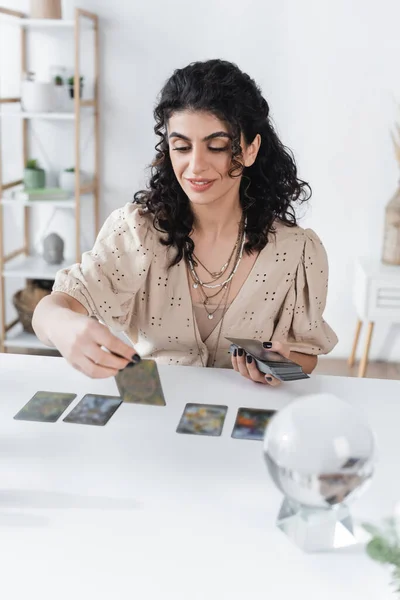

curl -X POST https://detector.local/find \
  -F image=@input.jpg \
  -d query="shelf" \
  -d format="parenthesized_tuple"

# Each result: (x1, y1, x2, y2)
(4, 323, 49, 350)
(1, 182, 95, 207)
(1, 198, 75, 208)
(0, 15, 93, 30)
(3, 255, 73, 280)
(0, 110, 94, 120)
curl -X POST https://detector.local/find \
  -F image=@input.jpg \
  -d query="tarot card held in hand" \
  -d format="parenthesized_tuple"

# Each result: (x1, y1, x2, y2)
(63, 394, 122, 426)
(114, 359, 166, 406)
(176, 403, 228, 436)
(231, 407, 276, 441)
(14, 391, 77, 423)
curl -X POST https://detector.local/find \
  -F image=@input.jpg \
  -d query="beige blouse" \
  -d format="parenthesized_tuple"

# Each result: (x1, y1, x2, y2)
(53, 202, 338, 368)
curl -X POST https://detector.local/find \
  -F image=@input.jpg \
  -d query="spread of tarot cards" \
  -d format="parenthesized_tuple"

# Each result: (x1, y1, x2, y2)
(13, 358, 277, 439)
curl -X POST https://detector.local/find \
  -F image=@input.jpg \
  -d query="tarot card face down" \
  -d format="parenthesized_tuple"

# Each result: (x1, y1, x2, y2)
(176, 403, 227, 436)
(63, 394, 122, 426)
(226, 337, 309, 382)
(114, 359, 166, 406)
(231, 407, 276, 441)
(14, 391, 77, 423)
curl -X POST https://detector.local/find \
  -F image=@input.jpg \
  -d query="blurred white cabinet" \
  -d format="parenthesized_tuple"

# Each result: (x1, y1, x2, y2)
(350, 257, 400, 377)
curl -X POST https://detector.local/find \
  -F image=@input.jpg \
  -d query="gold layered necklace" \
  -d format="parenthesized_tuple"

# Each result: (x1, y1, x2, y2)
(187, 215, 247, 367)
(187, 216, 246, 294)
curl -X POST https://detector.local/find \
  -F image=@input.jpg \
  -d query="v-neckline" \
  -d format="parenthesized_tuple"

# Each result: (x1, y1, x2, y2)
(184, 246, 264, 345)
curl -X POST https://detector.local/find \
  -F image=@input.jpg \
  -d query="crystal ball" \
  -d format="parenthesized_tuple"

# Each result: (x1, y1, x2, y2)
(263, 393, 375, 509)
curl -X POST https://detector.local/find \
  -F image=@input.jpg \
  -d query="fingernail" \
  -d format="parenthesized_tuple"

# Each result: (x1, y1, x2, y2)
(233, 348, 237, 357)
(263, 342, 272, 348)
(246, 355, 253, 364)
(238, 348, 244, 357)
(265, 376, 273, 382)
(131, 354, 141, 363)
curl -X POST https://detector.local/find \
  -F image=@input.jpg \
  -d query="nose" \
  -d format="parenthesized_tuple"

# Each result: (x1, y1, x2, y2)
(189, 146, 208, 175)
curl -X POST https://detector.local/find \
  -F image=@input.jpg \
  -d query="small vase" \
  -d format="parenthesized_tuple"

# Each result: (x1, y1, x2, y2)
(30, 0, 62, 19)
(382, 185, 400, 265)
(24, 168, 46, 190)
(21, 80, 57, 113)
(68, 83, 83, 99)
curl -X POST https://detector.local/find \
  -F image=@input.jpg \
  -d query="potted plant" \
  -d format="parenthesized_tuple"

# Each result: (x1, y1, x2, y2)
(59, 167, 87, 193)
(24, 159, 46, 190)
(67, 75, 84, 99)
(382, 116, 400, 265)
(53, 73, 66, 111)
(363, 518, 400, 596)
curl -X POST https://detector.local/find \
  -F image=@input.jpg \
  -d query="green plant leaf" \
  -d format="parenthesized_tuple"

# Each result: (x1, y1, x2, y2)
(26, 159, 38, 170)
(366, 537, 394, 563)
(362, 523, 383, 538)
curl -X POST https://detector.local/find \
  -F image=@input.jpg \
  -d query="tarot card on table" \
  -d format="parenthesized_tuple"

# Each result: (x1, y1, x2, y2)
(63, 394, 122, 426)
(231, 407, 276, 441)
(14, 391, 77, 423)
(176, 403, 228, 436)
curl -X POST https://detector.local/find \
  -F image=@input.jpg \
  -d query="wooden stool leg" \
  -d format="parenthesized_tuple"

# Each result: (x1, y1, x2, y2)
(348, 319, 362, 368)
(358, 322, 374, 378)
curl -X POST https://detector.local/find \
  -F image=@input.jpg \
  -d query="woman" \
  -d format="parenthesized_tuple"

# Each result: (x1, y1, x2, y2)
(33, 59, 338, 386)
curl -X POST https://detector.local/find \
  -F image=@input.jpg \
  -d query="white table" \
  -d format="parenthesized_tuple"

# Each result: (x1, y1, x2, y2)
(350, 257, 400, 377)
(0, 354, 399, 600)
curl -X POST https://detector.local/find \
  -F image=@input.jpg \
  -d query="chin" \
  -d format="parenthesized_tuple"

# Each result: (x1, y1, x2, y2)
(187, 194, 219, 206)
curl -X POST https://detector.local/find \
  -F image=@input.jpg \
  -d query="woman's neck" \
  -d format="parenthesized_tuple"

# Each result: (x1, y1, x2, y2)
(191, 198, 242, 241)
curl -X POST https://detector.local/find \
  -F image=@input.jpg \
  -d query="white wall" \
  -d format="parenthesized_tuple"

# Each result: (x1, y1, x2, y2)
(1, 0, 400, 361)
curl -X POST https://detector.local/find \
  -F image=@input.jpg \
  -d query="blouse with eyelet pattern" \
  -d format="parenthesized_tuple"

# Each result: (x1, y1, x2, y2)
(52, 202, 338, 368)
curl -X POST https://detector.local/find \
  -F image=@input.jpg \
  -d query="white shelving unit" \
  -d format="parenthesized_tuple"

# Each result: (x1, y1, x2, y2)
(1, 197, 75, 208)
(0, 6, 100, 353)
(3, 254, 74, 279)
(4, 324, 49, 349)
(1, 108, 94, 119)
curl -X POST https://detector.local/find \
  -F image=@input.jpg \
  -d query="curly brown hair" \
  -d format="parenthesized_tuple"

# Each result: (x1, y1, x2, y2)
(134, 59, 311, 266)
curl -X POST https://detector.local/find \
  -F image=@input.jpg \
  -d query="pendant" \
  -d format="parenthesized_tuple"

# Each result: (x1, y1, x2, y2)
(208, 314, 214, 320)
(193, 283, 198, 289)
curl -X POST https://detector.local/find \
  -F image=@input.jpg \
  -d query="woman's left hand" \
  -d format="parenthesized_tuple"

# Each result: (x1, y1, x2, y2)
(231, 340, 292, 386)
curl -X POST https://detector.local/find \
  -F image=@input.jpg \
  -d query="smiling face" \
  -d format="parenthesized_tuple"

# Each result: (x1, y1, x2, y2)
(167, 110, 260, 208)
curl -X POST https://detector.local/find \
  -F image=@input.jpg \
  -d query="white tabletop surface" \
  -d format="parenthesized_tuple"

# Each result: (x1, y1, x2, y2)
(0, 353, 399, 600)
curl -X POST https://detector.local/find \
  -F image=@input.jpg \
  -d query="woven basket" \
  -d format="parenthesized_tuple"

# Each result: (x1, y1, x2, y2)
(13, 285, 51, 334)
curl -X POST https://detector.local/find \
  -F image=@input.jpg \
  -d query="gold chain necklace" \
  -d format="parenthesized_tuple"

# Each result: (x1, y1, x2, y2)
(188, 217, 247, 290)
(192, 277, 233, 367)
(192, 236, 239, 280)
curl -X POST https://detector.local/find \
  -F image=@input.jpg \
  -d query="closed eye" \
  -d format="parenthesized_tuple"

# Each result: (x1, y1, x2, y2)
(172, 146, 229, 153)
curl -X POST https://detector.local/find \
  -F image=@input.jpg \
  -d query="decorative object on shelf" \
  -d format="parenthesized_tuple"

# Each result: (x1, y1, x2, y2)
(59, 167, 86, 193)
(382, 186, 400, 265)
(67, 75, 84, 99)
(49, 65, 68, 111)
(21, 72, 57, 113)
(13, 279, 54, 334)
(263, 393, 375, 552)
(43, 233, 64, 265)
(382, 117, 400, 265)
(30, 0, 62, 19)
(23, 159, 46, 190)
(362, 516, 400, 597)
(11, 187, 70, 201)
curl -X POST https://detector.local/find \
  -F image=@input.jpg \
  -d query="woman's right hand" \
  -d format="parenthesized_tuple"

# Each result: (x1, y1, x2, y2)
(49, 311, 140, 379)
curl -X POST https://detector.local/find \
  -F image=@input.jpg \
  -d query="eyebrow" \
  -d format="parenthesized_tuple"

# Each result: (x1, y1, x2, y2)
(168, 131, 231, 142)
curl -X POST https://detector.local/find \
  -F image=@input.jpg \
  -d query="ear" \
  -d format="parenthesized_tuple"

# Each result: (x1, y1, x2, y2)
(243, 134, 261, 167)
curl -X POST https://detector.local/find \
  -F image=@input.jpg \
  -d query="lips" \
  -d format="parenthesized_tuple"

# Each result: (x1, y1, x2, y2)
(186, 179, 215, 192)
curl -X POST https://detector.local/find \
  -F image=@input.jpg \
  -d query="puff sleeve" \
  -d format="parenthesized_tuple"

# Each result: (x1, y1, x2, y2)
(272, 228, 338, 355)
(52, 203, 154, 332)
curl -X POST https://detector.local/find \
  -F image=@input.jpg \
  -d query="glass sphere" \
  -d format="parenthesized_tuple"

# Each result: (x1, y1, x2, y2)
(263, 393, 375, 509)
